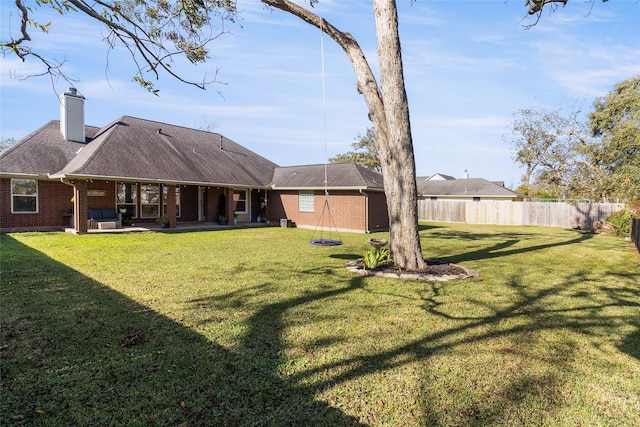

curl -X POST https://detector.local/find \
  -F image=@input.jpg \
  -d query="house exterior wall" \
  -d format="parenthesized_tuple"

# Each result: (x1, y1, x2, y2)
(0, 178, 74, 231)
(268, 190, 389, 233)
(367, 191, 389, 232)
(179, 186, 199, 222)
(87, 180, 116, 210)
(202, 187, 233, 222)
(1, 177, 389, 233)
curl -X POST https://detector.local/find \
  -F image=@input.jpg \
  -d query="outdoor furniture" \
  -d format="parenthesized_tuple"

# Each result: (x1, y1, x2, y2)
(97, 221, 117, 230)
(88, 208, 121, 228)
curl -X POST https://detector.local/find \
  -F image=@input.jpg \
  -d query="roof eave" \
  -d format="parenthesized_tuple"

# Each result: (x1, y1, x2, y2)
(47, 173, 271, 189)
(1, 172, 48, 179)
(271, 185, 385, 192)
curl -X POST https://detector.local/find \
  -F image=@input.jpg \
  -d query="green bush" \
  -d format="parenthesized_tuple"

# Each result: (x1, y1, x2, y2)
(606, 209, 633, 237)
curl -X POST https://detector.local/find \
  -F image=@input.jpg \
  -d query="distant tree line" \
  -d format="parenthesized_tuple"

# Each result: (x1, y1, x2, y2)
(505, 75, 639, 203)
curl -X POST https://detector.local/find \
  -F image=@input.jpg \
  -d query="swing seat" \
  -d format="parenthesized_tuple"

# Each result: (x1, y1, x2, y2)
(309, 238, 343, 246)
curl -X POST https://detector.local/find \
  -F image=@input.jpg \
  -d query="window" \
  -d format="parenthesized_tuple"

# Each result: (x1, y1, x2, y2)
(472, 197, 481, 202)
(116, 182, 138, 218)
(140, 184, 160, 218)
(11, 179, 38, 213)
(163, 186, 181, 218)
(233, 189, 248, 214)
(299, 190, 314, 212)
(430, 196, 438, 201)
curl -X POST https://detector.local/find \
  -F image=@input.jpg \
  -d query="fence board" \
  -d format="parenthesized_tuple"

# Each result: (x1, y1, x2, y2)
(418, 200, 625, 229)
(418, 200, 466, 223)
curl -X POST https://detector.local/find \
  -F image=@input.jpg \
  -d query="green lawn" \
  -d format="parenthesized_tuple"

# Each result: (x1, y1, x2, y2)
(1, 223, 639, 426)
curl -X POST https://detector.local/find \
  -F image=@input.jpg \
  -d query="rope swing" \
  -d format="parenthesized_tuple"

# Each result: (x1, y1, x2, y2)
(309, 20, 343, 247)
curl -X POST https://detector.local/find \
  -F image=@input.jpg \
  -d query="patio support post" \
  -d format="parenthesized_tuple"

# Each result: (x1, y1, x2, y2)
(226, 188, 235, 225)
(166, 184, 177, 228)
(73, 180, 88, 234)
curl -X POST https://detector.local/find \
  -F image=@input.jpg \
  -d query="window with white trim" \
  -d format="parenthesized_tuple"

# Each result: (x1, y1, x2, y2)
(116, 182, 138, 218)
(140, 184, 160, 218)
(233, 189, 248, 214)
(11, 179, 38, 213)
(299, 190, 314, 212)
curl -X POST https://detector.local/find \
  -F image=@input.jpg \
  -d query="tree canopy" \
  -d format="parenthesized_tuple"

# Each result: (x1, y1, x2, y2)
(507, 75, 640, 202)
(329, 128, 381, 172)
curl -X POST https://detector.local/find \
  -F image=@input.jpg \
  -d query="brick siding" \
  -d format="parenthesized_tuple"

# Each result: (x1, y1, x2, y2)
(1, 178, 74, 231)
(268, 190, 389, 233)
(367, 191, 390, 232)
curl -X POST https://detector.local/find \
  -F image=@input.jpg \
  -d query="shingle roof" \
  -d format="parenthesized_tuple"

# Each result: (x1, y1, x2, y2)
(272, 163, 384, 190)
(0, 121, 100, 177)
(419, 173, 456, 181)
(1, 116, 386, 191)
(417, 177, 520, 198)
(2, 116, 279, 187)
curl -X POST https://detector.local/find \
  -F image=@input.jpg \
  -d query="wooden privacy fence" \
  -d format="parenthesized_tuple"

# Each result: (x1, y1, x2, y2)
(417, 200, 625, 229)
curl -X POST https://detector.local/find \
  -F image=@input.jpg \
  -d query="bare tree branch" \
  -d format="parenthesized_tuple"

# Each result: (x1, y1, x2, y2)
(1, 0, 236, 93)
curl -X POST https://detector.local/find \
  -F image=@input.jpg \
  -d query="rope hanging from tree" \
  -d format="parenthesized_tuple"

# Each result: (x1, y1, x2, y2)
(309, 20, 343, 247)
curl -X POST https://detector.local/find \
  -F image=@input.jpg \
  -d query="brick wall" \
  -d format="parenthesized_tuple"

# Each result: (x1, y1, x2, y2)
(1, 178, 74, 231)
(367, 191, 389, 232)
(86, 181, 116, 209)
(268, 190, 389, 233)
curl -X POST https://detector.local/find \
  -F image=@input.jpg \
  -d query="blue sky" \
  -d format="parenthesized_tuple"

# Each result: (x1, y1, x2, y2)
(1, 0, 638, 188)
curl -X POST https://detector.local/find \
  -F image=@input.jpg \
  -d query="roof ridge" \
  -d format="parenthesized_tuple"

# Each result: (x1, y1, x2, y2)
(0, 120, 57, 159)
(120, 115, 224, 137)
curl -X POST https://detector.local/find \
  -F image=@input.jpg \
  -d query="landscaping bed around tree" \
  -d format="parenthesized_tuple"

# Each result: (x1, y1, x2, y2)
(1, 223, 639, 426)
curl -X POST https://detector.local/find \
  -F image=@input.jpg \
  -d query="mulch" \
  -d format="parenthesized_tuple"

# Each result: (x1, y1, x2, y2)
(346, 259, 479, 282)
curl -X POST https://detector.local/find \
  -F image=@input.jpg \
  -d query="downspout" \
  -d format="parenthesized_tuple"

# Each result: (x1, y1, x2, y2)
(60, 178, 77, 232)
(359, 189, 369, 233)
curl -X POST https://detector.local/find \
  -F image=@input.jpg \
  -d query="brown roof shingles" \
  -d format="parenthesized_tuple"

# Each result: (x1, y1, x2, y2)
(54, 116, 279, 187)
(1, 116, 279, 187)
(272, 163, 384, 190)
(417, 178, 520, 197)
(0, 121, 100, 177)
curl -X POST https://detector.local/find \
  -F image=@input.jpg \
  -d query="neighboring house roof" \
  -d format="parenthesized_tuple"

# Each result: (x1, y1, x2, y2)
(272, 163, 384, 191)
(417, 177, 521, 198)
(420, 173, 456, 181)
(1, 117, 279, 188)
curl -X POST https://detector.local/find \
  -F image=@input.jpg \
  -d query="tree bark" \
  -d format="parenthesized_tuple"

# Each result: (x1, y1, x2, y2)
(262, 0, 427, 270)
(372, 0, 426, 270)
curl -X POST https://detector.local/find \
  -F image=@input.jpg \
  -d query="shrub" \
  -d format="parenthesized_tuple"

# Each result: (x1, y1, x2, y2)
(362, 247, 390, 269)
(606, 209, 633, 237)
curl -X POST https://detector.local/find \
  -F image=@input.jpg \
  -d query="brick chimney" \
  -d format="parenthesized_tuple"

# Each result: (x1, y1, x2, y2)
(59, 87, 85, 142)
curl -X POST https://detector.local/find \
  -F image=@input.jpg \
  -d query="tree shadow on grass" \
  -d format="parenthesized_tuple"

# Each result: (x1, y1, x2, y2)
(0, 236, 364, 426)
(275, 268, 639, 424)
(430, 230, 594, 264)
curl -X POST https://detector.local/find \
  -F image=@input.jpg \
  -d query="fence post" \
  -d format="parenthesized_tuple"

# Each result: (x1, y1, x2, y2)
(631, 218, 640, 252)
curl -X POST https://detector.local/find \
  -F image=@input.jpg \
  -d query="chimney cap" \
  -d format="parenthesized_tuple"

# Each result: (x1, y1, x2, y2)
(64, 87, 84, 98)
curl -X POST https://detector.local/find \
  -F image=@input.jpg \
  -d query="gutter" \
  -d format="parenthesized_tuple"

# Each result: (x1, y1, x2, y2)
(272, 185, 385, 192)
(48, 173, 271, 190)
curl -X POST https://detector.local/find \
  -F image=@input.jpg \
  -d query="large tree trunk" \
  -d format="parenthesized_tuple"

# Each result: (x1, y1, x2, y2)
(262, 0, 427, 270)
(372, 0, 426, 270)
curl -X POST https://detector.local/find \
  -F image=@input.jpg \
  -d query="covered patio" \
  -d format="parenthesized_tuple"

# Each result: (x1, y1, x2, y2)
(68, 220, 273, 234)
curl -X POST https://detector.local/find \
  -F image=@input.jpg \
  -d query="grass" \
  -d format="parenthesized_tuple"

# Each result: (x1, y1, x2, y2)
(1, 223, 639, 426)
